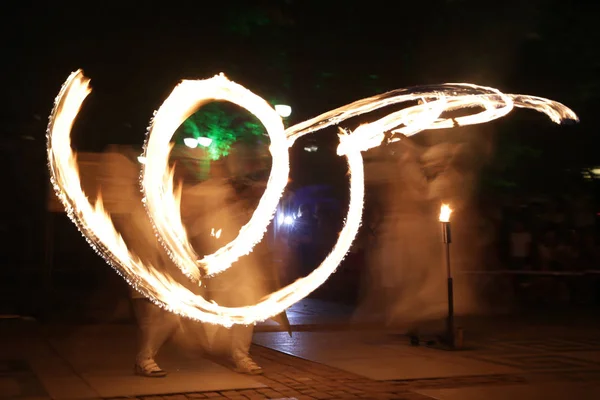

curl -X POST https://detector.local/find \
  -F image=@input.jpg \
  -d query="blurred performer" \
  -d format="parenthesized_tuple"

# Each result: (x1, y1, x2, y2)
(101, 144, 287, 376)
(357, 135, 445, 326)
(181, 159, 280, 375)
(358, 130, 489, 328)
(383, 136, 441, 323)
(99, 147, 182, 378)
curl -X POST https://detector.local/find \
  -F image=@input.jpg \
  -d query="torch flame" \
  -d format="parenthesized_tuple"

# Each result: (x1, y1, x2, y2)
(439, 204, 452, 223)
(47, 69, 578, 326)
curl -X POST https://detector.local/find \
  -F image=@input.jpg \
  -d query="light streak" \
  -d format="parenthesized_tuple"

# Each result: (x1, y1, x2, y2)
(141, 74, 289, 280)
(47, 69, 578, 326)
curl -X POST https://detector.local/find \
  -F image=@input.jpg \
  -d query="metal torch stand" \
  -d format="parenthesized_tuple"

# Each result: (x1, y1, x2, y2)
(441, 221, 456, 348)
(409, 221, 463, 350)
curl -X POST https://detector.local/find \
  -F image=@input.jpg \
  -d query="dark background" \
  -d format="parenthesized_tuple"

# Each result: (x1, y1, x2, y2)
(1, 0, 599, 316)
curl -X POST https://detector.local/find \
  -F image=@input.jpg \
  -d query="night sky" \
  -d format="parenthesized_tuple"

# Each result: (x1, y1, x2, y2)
(0, 0, 599, 206)
(3, 1, 598, 148)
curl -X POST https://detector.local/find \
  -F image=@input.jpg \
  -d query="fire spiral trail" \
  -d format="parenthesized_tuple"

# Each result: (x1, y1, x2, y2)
(47, 70, 578, 326)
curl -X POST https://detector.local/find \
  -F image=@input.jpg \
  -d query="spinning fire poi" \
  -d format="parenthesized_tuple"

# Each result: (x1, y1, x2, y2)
(47, 69, 578, 327)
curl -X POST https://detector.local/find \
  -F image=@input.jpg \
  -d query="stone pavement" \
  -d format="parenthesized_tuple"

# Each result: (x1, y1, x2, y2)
(104, 335, 600, 400)
(255, 298, 354, 332)
(0, 320, 265, 399)
(2, 300, 600, 399)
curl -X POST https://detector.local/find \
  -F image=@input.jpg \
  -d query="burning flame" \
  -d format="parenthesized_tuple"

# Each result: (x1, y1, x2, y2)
(142, 74, 289, 280)
(47, 69, 578, 326)
(439, 204, 452, 223)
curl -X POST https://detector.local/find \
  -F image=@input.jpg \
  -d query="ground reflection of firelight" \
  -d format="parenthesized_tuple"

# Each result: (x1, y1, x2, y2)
(47, 69, 578, 326)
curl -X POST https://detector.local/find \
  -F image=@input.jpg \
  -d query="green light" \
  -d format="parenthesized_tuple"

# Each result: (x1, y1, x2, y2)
(175, 102, 265, 161)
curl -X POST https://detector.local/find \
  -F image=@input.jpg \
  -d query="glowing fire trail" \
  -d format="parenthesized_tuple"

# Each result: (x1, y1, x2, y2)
(141, 75, 289, 281)
(47, 70, 364, 326)
(145, 82, 577, 282)
(48, 69, 578, 326)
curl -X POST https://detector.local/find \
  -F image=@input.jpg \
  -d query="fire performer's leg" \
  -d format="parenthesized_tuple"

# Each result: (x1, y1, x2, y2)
(231, 324, 262, 374)
(133, 298, 178, 377)
(219, 272, 263, 375)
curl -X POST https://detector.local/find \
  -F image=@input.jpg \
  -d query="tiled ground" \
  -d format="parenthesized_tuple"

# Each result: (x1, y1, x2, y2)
(0, 359, 48, 399)
(459, 338, 600, 372)
(4, 328, 600, 399)
(5, 303, 600, 399)
(105, 345, 441, 399)
(102, 339, 600, 400)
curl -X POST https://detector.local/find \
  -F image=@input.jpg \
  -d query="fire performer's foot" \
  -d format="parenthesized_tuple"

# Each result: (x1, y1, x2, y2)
(135, 358, 167, 377)
(233, 356, 264, 375)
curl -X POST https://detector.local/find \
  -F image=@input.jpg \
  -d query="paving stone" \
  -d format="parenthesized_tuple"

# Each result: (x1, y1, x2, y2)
(202, 393, 226, 398)
(256, 388, 283, 398)
(220, 390, 243, 398)
(103, 332, 600, 400)
(244, 394, 268, 400)
(236, 389, 259, 397)
(277, 388, 302, 396)
(310, 392, 333, 399)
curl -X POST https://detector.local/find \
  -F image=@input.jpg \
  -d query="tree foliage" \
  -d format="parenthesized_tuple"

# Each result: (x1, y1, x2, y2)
(175, 103, 265, 160)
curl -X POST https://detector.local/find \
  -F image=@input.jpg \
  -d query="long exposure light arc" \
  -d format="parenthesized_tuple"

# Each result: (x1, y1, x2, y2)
(47, 70, 364, 326)
(284, 83, 578, 146)
(146, 81, 577, 283)
(141, 74, 289, 281)
(47, 69, 578, 326)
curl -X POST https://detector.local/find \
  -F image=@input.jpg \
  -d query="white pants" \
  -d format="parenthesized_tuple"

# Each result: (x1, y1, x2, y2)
(132, 298, 252, 362)
(132, 298, 179, 363)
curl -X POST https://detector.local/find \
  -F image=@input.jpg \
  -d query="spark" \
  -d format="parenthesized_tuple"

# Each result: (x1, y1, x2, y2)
(47, 69, 578, 326)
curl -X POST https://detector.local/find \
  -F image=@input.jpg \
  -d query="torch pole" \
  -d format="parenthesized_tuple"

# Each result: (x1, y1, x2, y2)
(441, 221, 455, 347)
